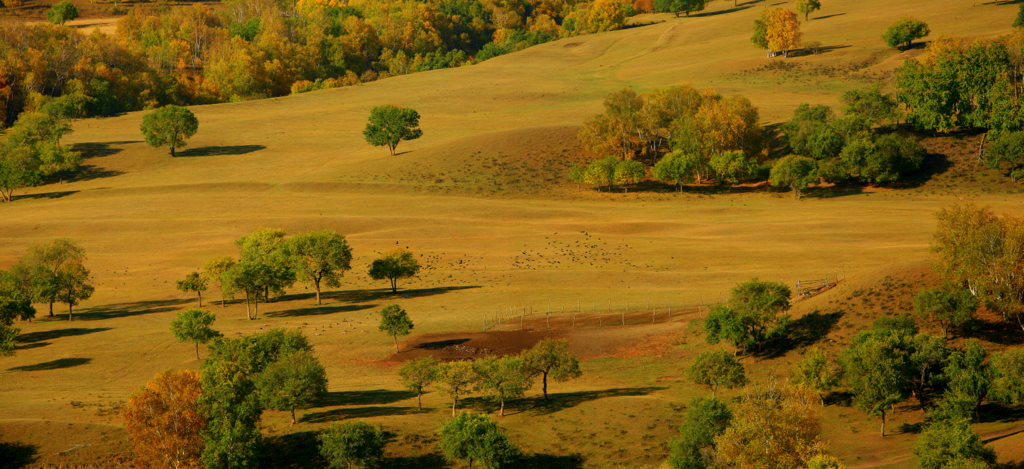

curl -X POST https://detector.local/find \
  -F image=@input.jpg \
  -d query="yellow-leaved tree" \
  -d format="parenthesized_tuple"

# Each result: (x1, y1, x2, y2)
(753, 8, 802, 58)
(124, 370, 206, 469)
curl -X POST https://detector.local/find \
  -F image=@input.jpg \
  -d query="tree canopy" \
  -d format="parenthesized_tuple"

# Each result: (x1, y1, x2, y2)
(124, 370, 206, 469)
(288, 230, 352, 305)
(521, 338, 582, 400)
(170, 309, 222, 360)
(769, 155, 817, 199)
(883, 17, 930, 50)
(318, 421, 386, 469)
(438, 412, 519, 469)
(255, 350, 328, 424)
(368, 249, 421, 293)
(378, 304, 414, 353)
(703, 278, 792, 353)
(177, 271, 209, 307)
(687, 350, 747, 397)
(363, 105, 423, 155)
(141, 105, 199, 156)
(46, 1, 79, 25)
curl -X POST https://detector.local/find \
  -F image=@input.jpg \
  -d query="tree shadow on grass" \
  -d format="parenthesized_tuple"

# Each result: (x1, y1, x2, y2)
(688, 3, 754, 17)
(52, 298, 193, 321)
(316, 390, 417, 407)
(312, 285, 481, 304)
(813, 13, 847, 20)
(890, 152, 953, 190)
(0, 441, 38, 468)
(260, 430, 321, 468)
(264, 304, 376, 318)
(176, 145, 266, 157)
(804, 185, 864, 199)
(511, 453, 584, 469)
(386, 454, 447, 469)
(978, 402, 1024, 424)
(758, 311, 843, 358)
(301, 406, 419, 423)
(962, 319, 1024, 346)
(15, 327, 111, 350)
(788, 44, 851, 57)
(9, 357, 91, 372)
(512, 387, 667, 415)
(12, 190, 79, 202)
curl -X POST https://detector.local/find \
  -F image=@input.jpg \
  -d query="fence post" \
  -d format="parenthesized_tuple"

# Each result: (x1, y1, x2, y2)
(623, 302, 627, 326)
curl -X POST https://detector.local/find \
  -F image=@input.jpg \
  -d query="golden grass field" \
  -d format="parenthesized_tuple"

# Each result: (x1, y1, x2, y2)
(2, 0, 1024, 467)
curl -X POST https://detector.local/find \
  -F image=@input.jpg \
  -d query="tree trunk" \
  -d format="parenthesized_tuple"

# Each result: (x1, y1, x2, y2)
(417, 391, 423, 410)
(390, 278, 397, 293)
(197, 290, 202, 308)
(794, 187, 801, 199)
(253, 299, 258, 320)
(245, 295, 252, 320)
(542, 371, 549, 401)
(880, 409, 886, 437)
(49, 301, 54, 317)
(170, 146, 176, 157)
(394, 335, 400, 353)
(68, 302, 73, 321)
(314, 278, 321, 305)
(500, 397, 505, 416)
(290, 408, 296, 425)
(977, 131, 988, 163)
(452, 393, 458, 416)
(195, 342, 200, 360)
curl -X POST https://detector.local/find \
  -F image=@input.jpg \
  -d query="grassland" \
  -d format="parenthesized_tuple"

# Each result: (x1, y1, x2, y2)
(2, 0, 1024, 467)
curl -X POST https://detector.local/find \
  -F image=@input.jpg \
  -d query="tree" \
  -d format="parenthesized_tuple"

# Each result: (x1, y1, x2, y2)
(318, 422, 385, 469)
(668, 397, 731, 469)
(0, 112, 80, 202)
(123, 370, 206, 469)
(991, 347, 1024, 405)
(521, 338, 582, 401)
(653, 151, 702, 191)
(687, 350, 747, 397)
(806, 454, 847, 469)
(910, 333, 952, 408)
(914, 283, 979, 339)
(709, 150, 757, 184)
(714, 379, 826, 469)
(400, 357, 439, 410)
(915, 413, 995, 469)
(141, 105, 199, 156)
(770, 155, 816, 199)
(378, 304, 413, 353)
(613, 158, 645, 192)
(438, 412, 519, 469)
(228, 228, 296, 320)
(794, 0, 820, 21)
(781, 104, 844, 161)
(363, 105, 422, 155)
(204, 256, 236, 307)
(15, 239, 87, 317)
(1015, 5, 1024, 28)
(368, 249, 420, 293)
(983, 131, 1024, 181)
(46, 0, 78, 25)
(840, 330, 913, 436)
(256, 350, 328, 424)
(943, 340, 991, 416)
(703, 279, 791, 353)
(54, 256, 93, 321)
(0, 270, 34, 356)
(177, 271, 209, 307)
(883, 17, 930, 50)
(170, 309, 222, 360)
(753, 9, 801, 58)
(582, 156, 622, 190)
(839, 133, 924, 184)
(841, 88, 899, 127)
(438, 361, 477, 415)
(289, 231, 353, 305)
(568, 164, 586, 191)
(652, 0, 705, 17)
(792, 346, 840, 406)
(473, 356, 531, 416)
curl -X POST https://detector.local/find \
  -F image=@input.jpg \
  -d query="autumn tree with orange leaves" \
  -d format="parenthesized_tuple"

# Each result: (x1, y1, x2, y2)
(124, 370, 206, 469)
(752, 8, 802, 58)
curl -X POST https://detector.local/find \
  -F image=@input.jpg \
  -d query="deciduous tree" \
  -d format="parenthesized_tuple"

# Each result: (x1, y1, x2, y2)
(124, 370, 206, 469)
(840, 329, 913, 436)
(46, 1, 78, 25)
(363, 105, 422, 155)
(204, 256, 236, 307)
(378, 304, 413, 353)
(473, 356, 531, 416)
(400, 357, 439, 410)
(688, 350, 747, 397)
(792, 346, 840, 406)
(318, 421, 385, 469)
(914, 283, 979, 339)
(769, 155, 816, 199)
(256, 350, 328, 424)
(368, 249, 420, 293)
(521, 338, 582, 401)
(438, 412, 519, 469)
(170, 309, 222, 360)
(943, 340, 991, 416)
(668, 397, 731, 469)
(141, 105, 199, 156)
(991, 347, 1024, 405)
(703, 279, 791, 353)
(289, 230, 352, 305)
(794, 0, 820, 21)
(754, 9, 801, 58)
(438, 361, 477, 415)
(177, 271, 209, 307)
(883, 17, 930, 50)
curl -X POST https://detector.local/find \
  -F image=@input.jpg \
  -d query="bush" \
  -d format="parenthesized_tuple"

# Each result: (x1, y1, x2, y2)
(318, 421, 385, 469)
(46, 0, 78, 25)
(984, 131, 1024, 181)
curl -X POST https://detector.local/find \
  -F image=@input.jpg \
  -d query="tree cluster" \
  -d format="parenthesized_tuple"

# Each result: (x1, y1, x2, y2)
(751, 8, 802, 58)
(0, 96, 82, 202)
(0, 239, 94, 339)
(703, 278, 792, 354)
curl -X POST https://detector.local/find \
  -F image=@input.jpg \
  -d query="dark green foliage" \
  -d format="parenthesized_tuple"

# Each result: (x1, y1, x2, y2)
(991, 347, 1024, 405)
(473, 356, 531, 416)
(687, 350, 747, 396)
(703, 279, 791, 352)
(839, 133, 924, 184)
(318, 421, 386, 469)
(942, 340, 991, 414)
(653, 151, 705, 190)
(709, 150, 757, 184)
(368, 249, 420, 293)
(1016, 5, 1024, 28)
(400, 357, 439, 410)
(256, 350, 328, 424)
(227, 229, 297, 320)
(289, 230, 352, 305)
(792, 346, 841, 405)
(577, 155, 645, 191)
(914, 283, 979, 338)
(0, 111, 81, 202)
(46, 1, 79, 25)
(782, 104, 839, 159)
(228, 18, 262, 41)
(984, 131, 1024, 181)
(363, 105, 423, 155)
(841, 325, 915, 436)
(378, 304, 414, 353)
(170, 309, 222, 360)
(668, 397, 732, 469)
(653, 0, 706, 17)
(0, 270, 34, 356)
(140, 105, 198, 156)
(769, 155, 817, 199)
(915, 411, 995, 469)
(438, 412, 519, 469)
(521, 338, 582, 401)
(841, 88, 899, 126)
(883, 17, 929, 50)
(177, 271, 209, 307)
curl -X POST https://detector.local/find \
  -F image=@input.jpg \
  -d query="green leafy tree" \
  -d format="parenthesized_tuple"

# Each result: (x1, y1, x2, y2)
(205, 256, 237, 307)
(653, 0, 706, 17)
(521, 338, 582, 401)
(839, 133, 924, 184)
(141, 105, 199, 156)
(709, 150, 757, 184)
(914, 283, 979, 339)
(46, 0, 78, 25)
(983, 131, 1024, 181)
(170, 309, 222, 359)
(687, 350, 747, 397)
(438, 412, 519, 469)
(228, 228, 296, 319)
(991, 347, 1024, 405)
(943, 340, 991, 416)
(15, 239, 87, 317)
(438, 361, 477, 415)
(0, 112, 80, 202)
(0, 270, 35, 356)
(910, 333, 952, 408)
(369, 249, 420, 293)
(915, 414, 995, 469)
(883, 17, 930, 50)
(363, 105, 422, 155)
(703, 279, 791, 353)
(781, 104, 846, 161)
(806, 454, 847, 469)
(473, 356, 531, 416)
(400, 357, 439, 410)
(177, 271, 209, 307)
(668, 397, 732, 469)
(256, 350, 328, 424)
(318, 421, 385, 469)
(289, 230, 352, 305)
(653, 151, 703, 191)
(1015, 5, 1024, 28)
(568, 164, 586, 191)
(794, 0, 820, 21)
(378, 304, 413, 353)
(841, 88, 899, 126)
(613, 158, 645, 192)
(769, 155, 817, 199)
(840, 329, 914, 436)
(582, 155, 621, 191)
(792, 346, 841, 406)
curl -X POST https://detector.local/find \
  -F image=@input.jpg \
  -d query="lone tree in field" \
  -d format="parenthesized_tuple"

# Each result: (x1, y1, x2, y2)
(883, 17, 930, 50)
(473, 356, 532, 416)
(704, 278, 792, 353)
(913, 283, 979, 339)
(378, 304, 413, 353)
(318, 421, 386, 469)
(46, 0, 78, 25)
(438, 361, 477, 415)
(794, 0, 820, 21)
(363, 105, 422, 156)
(289, 230, 352, 305)
(792, 346, 841, 406)
(256, 350, 328, 424)
(770, 155, 817, 199)
(177, 271, 208, 307)
(369, 249, 420, 293)
(55, 256, 94, 321)
(752, 9, 802, 58)
(170, 309, 221, 360)
(400, 357, 439, 410)
(123, 370, 206, 469)
(521, 338, 582, 401)
(141, 105, 199, 156)
(438, 412, 519, 469)
(688, 350, 747, 397)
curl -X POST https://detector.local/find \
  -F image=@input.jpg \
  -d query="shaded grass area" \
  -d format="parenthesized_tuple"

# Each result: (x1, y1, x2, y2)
(8, 357, 91, 372)
(0, 441, 38, 469)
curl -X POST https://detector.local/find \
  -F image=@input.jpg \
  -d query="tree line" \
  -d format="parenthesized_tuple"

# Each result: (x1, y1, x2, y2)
(0, 0, 639, 128)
